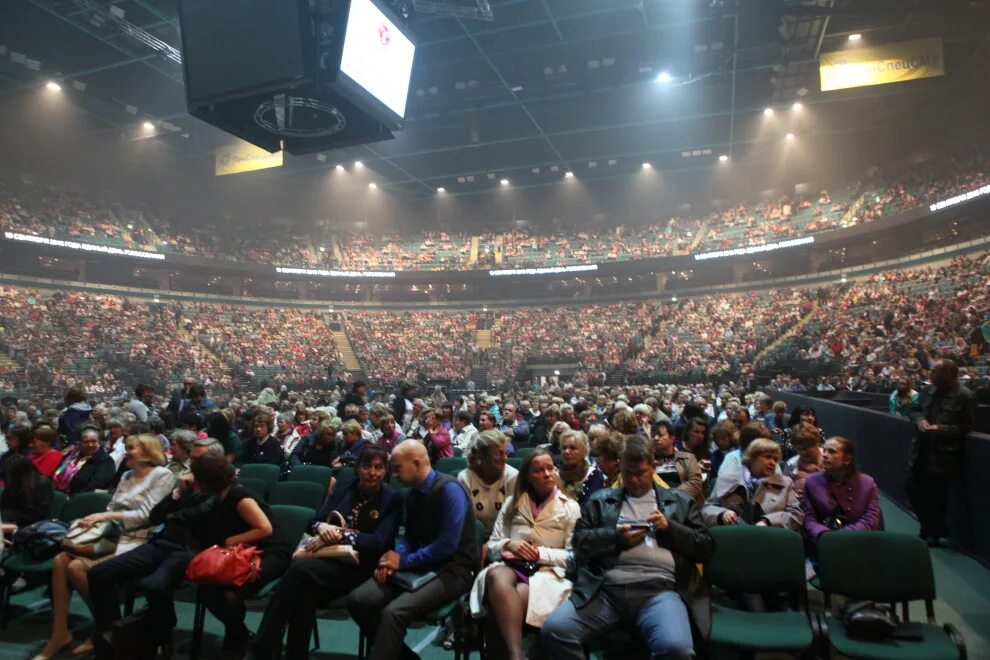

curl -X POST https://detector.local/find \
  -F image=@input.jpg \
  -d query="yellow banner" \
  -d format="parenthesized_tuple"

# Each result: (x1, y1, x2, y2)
(820, 37, 944, 92)
(215, 140, 283, 176)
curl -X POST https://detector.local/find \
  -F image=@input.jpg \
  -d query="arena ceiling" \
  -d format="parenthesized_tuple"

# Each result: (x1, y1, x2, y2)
(1, 0, 989, 200)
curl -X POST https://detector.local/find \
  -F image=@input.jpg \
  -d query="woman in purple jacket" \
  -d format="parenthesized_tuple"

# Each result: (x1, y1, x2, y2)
(802, 436, 881, 553)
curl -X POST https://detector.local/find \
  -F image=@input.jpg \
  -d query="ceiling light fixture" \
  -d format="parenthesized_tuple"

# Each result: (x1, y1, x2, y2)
(436, 187, 445, 192)
(785, 132, 795, 141)
(564, 171, 574, 178)
(763, 107, 774, 117)
(641, 162, 652, 169)
(354, 161, 364, 168)
(500, 178, 509, 186)
(792, 102, 803, 111)
(45, 81, 62, 92)
(368, 182, 377, 189)
(718, 154, 729, 162)
(656, 71, 672, 83)
(848, 33, 862, 41)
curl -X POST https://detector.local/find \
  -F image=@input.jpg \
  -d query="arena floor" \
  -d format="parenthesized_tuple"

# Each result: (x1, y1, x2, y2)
(2, 495, 988, 659)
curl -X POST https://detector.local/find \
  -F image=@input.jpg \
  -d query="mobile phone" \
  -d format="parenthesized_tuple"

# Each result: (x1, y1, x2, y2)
(624, 523, 653, 531)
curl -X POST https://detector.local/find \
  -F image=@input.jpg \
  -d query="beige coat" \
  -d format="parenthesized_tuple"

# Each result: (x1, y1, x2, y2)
(469, 489, 580, 627)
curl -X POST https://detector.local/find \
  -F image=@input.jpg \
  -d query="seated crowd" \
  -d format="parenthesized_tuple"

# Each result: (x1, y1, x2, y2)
(2, 150, 987, 271)
(3, 362, 973, 660)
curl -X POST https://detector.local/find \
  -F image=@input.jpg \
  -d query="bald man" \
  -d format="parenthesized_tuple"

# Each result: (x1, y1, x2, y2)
(906, 359, 976, 547)
(347, 440, 478, 660)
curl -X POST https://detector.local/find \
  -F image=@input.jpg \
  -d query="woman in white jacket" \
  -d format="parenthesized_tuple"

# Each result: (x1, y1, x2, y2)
(469, 449, 580, 660)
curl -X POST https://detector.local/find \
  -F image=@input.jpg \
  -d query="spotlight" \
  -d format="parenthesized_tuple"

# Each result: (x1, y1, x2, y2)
(142, 121, 155, 130)
(848, 33, 862, 41)
(564, 171, 574, 178)
(335, 164, 344, 171)
(45, 81, 62, 92)
(436, 187, 446, 192)
(368, 182, 377, 189)
(641, 162, 652, 169)
(792, 102, 803, 111)
(718, 154, 729, 162)
(354, 161, 364, 168)
(763, 107, 774, 117)
(500, 178, 509, 186)
(785, 133, 795, 140)
(656, 71, 672, 83)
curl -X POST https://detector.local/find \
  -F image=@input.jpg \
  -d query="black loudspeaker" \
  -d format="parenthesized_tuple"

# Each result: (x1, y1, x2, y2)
(178, 0, 315, 106)
(177, 0, 410, 155)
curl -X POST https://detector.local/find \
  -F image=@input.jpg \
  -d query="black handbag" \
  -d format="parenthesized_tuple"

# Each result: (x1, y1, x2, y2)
(11, 519, 69, 560)
(841, 601, 897, 640)
(108, 610, 156, 660)
(503, 558, 539, 576)
(389, 570, 438, 592)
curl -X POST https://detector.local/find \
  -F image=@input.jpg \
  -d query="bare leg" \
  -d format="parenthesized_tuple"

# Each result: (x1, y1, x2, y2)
(36, 554, 75, 659)
(66, 559, 96, 655)
(484, 566, 529, 660)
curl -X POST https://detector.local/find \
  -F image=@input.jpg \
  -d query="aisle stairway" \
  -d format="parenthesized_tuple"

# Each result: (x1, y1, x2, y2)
(332, 327, 363, 372)
(468, 236, 479, 264)
(754, 300, 819, 362)
(688, 219, 709, 252)
(475, 329, 491, 349)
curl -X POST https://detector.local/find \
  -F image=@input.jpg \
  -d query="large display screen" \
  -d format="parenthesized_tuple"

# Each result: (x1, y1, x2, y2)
(338, 0, 416, 119)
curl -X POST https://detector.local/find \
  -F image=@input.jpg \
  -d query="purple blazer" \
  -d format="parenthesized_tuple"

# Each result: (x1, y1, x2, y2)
(801, 471, 881, 542)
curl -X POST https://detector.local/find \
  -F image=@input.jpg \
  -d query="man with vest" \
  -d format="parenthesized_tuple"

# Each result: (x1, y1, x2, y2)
(347, 440, 478, 660)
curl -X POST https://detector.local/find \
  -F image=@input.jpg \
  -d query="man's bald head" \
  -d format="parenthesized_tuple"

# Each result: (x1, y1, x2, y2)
(391, 439, 431, 487)
(931, 359, 959, 391)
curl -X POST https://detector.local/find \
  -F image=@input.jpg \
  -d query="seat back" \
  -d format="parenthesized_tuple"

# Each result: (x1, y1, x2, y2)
(48, 490, 67, 519)
(333, 467, 356, 489)
(515, 448, 538, 459)
(507, 457, 524, 471)
(705, 526, 806, 595)
(240, 477, 269, 501)
(435, 456, 467, 476)
(238, 463, 281, 490)
(269, 481, 327, 510)
(288, 465, 333, 489)
(818, 531, 935, 603)
(60, 491, 112, 523)
(268, 504, 315, 546)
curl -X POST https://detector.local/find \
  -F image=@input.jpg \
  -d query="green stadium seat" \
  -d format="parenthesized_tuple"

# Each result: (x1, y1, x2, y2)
(705, 526, 819, 654)
(818, 531, 966, 659)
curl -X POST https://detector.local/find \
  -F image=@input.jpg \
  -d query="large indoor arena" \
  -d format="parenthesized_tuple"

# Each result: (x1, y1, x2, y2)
(0, 0, 988, 658)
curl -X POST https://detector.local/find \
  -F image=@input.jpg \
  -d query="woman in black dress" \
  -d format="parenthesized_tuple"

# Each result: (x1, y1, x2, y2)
(191, 455, 292, 658)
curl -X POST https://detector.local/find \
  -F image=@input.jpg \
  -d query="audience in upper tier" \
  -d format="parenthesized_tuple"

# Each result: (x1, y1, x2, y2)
(2, 150, 987, 270)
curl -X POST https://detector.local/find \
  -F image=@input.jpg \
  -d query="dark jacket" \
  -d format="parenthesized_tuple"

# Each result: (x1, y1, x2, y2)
(68, 448, 117, 495)
(239, 435, 285, 466)
(57, 402, 93, 447)
(570, 484, 715, 642)
(309, 479, 402, 571)
(909, 383, 976, 474)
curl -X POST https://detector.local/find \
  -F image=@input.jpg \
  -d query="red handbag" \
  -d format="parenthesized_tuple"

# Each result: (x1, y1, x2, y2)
(185, 544, 263, 587)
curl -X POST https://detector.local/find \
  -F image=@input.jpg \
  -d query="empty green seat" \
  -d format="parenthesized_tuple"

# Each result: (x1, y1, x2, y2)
(818, 531, 965, 660)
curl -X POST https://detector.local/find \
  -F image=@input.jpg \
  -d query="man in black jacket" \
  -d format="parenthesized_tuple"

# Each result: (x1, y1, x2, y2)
(542, 435, 715, 659)
(906, 358, 976, 547)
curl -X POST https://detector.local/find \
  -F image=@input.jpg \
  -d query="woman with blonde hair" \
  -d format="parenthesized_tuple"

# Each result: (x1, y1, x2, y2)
(557, 429, 607, 504)
(459, 429, 518, 536)
(703, 438, 802, 530)
(35, 434, 174, 660)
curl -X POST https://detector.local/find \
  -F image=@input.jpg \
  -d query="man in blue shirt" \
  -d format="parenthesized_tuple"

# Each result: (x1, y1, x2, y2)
(347, 440, 478, 660)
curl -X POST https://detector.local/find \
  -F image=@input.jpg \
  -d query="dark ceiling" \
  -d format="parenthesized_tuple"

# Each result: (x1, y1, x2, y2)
(1, 0, 989, 205)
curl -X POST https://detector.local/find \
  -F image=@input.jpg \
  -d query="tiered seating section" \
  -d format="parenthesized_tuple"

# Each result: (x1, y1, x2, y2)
(2, 152, 986, 271)
(0, 250, 986, 395)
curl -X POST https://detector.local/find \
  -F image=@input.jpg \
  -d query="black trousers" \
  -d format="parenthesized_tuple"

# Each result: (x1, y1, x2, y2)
(254, 558, 372, 660)
(88, 539, 194, 647)
(199, 548, 291, 649)
(905, 467, 951, 539)
(347, 569, 473, 660)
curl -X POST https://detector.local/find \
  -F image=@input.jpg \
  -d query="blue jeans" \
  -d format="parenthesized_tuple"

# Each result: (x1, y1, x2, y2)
(542, 584, 694, 660)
